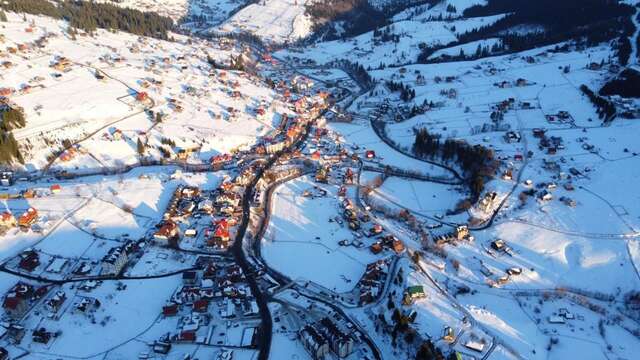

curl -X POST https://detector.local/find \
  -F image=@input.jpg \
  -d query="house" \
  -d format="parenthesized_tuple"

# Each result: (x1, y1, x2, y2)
(455, 225, 470, 240)
(101, 246, 128, 276)
(210, 153, 232, 167)
(216, 192, 241, 207)
(560, 196, 576, 207)
(18, 207, 38, 228)
(369, 223, 383, 236)
(193, 299, 208, 313)
(442, 326, 455, 343)
(178, 330, 196, 342)
(197, 199, 214, 213)
(532, 128, 546, 138)
(19, 250, 40, 272)
(0, 171, 13, 186)
(491, 239, 506, 252)
(370, 242, 383, 254)
(208, 223, 230, 248)
(479, 192, 498, 212)
(392, 239, 405, 254)
(548, 315, 565, 324)
(162, 303, 179, 317)
(74, 297, 101, 314)
(538, 190, 553, 201)
(404, 285, 426, 304)
(504, 131, 521, 143)
(32, 328, 52, 344)
(3, 283, 34, 319)
(153, 341, 171, 354)
(315, 167, 328, 183)
(0, 212, 16, 228)
(516, 78, 528, 87)
(182, 270, 198, 286)
(154, 221, 180, 245)
(136, 91, 149, 102)
(365, 150, 376, 159)
(45, 291, 66, 313)
(464, 340, 486, 352)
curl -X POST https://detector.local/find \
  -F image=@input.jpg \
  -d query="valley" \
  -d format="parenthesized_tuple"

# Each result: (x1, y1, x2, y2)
(0, 1, 639, 360)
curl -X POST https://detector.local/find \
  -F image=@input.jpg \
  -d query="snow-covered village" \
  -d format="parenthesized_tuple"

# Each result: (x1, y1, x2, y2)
(0, 0, 639, 359)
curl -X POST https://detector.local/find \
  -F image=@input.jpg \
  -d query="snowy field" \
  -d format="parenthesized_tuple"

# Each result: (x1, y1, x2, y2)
(261, 176, 379, 292)
(216, 0, 313, 44)
(369, 176, 460, 216)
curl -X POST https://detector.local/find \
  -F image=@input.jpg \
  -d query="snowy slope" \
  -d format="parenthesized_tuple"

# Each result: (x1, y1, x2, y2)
(215, 0, 314, 44)
(2, 12, 291, 171)
(277, 14, 506, 67)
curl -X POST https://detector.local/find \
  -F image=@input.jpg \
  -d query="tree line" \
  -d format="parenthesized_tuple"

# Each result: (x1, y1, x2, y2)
(414, 128, 497, 199)
(0, 0, 174, 39)
(600, 69, 640, 99)
(0, 106, 26, 165)
(386, 81, 415, 102)
(306, 0, 387, 40)
(580, 85, 616, 122)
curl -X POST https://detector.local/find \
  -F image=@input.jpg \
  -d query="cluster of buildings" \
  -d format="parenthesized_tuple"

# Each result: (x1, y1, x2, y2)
(369, 234, 405, 255)
(152, 183, 243, 250)
(100, 240, 143, 276)
(432, 225, 472, 247)
(158, 258, 258, 347)
(533, 128, 565, 155)
(300, 317, 355, 360)
(493, 78, 531, 88)
(356, 259, 390, 305)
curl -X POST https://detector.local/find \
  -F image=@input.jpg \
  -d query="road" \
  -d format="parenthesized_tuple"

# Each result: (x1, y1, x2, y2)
(411, 250, 525, 360)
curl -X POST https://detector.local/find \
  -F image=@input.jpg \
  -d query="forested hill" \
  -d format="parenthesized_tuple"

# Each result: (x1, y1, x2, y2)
(0, 0, 174, 39)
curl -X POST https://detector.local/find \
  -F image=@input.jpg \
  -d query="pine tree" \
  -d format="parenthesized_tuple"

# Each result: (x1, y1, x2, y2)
(136, 138, 145, 156)
(0, 10, 7, 22)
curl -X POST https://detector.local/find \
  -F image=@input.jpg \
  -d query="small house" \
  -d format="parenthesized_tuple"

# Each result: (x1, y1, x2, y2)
(154, 221, 180, 244)
(18, 207, 38, 228)
(162, 303, 178, 317)
(0, 212, 16, 228)
(19, 250, 40, 272)
(404, 285, 426, 304)
(491, 239, 506, 252)
(365, 150, 376, 159)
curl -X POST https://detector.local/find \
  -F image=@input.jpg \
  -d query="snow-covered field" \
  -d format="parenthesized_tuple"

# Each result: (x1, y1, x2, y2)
(262, 176, 379, 292)
(216, 0, 313, 44)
